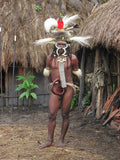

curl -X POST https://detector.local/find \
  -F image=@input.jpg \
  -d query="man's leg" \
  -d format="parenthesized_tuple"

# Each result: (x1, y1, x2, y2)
(39, 93, 61, 149)
(58, 86, 74, 147)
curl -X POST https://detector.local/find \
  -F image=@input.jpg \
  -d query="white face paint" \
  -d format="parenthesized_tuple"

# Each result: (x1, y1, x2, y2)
(55, 41, 70, 56)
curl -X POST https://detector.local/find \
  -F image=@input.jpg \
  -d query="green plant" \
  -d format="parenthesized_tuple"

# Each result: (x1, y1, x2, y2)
(113, 83, 115, 93)
(102, 0, 107, 2)
(35, 5, 41, 11)
(82, 91, 91, 108)
(70, 90, 79, 111)
(82, 81, 91, 109)
(16, 71, 39, 107)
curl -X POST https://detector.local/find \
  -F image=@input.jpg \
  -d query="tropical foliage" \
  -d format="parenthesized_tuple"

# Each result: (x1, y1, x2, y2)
(16, 71, 39, 106)
(70, 90, 79, 111)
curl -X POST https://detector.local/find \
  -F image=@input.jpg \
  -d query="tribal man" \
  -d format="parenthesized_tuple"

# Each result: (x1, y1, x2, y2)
(40, 39, 82, 148)
(34, 14, 90, 149)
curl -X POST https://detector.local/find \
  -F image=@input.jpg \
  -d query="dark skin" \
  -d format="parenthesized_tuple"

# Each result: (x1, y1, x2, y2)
(39, 42, 79, 148)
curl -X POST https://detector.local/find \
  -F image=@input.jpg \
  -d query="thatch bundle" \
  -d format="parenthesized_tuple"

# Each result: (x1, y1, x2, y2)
(79, 0, 120, 51)
(0, 0, 93, 72)
(1, 0, 49, 72)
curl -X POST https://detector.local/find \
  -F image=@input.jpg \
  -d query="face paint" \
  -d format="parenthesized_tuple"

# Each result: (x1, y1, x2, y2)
(55, 41, 70, 56)
(54, 41, 70, 88)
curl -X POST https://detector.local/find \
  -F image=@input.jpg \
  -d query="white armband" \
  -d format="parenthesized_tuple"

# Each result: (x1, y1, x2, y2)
(43, 68, 51, 77)
(72, 69, 82, 79)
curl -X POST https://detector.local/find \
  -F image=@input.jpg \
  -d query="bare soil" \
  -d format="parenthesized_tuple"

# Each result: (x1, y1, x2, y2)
(0, 107, 120, 160)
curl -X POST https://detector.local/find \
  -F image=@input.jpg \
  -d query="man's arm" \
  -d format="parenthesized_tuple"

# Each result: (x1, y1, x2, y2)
(72, 54, 82, 80)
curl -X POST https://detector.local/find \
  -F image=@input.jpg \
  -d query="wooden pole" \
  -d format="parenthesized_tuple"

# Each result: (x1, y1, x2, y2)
(103, 51, 112, 98)
(11, 0, 17, 117)
(92, 48, 100, 116)
(117, 53, 120, 86)
(78, 48, 86, 111)
(0, 15, 4, 111)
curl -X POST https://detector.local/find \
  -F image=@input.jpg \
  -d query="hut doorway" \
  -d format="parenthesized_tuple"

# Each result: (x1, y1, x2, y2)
(0, 70, 5, 94)
(109, 52, 120, 90)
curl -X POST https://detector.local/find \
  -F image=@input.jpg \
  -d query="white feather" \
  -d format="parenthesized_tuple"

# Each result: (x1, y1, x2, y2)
(63, 15, 79, 28)
(70, 36, 92, 47)
(44, 18, 57, 33)
(33, 38, 54, 46)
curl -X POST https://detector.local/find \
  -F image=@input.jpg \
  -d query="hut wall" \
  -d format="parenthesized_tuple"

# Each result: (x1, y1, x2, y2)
(0, 67, 50, 108)
(82, 47, 113, 118)
(109, 52, 119, 89)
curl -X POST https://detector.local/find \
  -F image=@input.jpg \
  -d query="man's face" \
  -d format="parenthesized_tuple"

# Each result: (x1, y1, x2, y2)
(57, 41, 67, 48)
(56, 41, 67, 55)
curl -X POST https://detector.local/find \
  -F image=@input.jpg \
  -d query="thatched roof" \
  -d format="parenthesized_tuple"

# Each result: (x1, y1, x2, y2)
(79, 0, 120, 52)
(0, 0, 94, 72)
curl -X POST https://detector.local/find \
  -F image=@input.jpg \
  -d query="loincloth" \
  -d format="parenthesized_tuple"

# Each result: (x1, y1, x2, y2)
(50, 81, 79, 95)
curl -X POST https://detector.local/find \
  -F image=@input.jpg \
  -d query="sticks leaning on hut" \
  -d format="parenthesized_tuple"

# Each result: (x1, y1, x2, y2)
(84, 84, 120, 131)
(101, 85, 120, 131)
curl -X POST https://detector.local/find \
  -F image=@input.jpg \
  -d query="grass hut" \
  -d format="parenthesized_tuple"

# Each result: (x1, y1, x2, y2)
(0, 0, 94, 108)
(78, 0, 120, 118)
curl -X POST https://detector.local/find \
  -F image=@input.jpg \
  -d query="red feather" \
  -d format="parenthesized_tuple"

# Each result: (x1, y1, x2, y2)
(57, 18, 64, 29)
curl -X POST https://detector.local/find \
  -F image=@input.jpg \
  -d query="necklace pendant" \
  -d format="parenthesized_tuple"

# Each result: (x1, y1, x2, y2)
(57, 56, 66, 63)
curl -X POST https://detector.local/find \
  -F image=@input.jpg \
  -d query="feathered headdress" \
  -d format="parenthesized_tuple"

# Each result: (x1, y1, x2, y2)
(34, 14, 91, 47)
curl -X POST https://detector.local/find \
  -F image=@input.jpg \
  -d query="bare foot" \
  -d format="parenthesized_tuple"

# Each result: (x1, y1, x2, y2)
(57, 141, 65, 147)
(39, 141, 54, 149)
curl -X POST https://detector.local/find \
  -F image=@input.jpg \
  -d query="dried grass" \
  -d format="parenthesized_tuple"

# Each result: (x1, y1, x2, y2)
(79, 0, 120, 51)
(0, 0, 90, 72)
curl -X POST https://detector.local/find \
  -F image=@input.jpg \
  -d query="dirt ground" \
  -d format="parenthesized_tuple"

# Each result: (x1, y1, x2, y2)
(0, 106, 120, 160)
